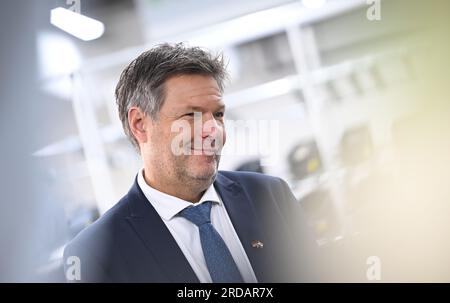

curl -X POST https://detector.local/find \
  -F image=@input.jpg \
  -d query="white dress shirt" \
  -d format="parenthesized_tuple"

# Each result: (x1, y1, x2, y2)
(137, 169, 257, 283)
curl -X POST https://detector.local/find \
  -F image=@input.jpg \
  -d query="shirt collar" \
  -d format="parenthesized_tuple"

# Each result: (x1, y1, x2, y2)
(137, 169, 221, 221)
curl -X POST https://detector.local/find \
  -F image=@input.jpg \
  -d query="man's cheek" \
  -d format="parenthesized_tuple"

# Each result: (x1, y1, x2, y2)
(221, 129, 226, 147)
(216, 128, 226, 153)
(169, 121, 192, 155)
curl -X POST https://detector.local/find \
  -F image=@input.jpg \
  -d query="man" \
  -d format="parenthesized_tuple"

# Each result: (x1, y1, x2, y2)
(63, 43, 319, 283)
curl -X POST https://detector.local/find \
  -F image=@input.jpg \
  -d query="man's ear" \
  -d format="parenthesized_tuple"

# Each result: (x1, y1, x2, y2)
(128, 107, 150, 144)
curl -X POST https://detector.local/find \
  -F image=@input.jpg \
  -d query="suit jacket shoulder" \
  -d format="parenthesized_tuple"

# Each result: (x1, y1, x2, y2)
(216, 170, 302, 226)
(63, 194, 133, 282)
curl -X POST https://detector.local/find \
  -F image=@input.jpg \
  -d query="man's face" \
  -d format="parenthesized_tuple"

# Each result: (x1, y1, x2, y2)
(143, 74, 226, 191)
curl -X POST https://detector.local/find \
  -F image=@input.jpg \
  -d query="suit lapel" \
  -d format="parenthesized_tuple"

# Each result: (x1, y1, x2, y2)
(214, 172, 273, 282)
(125, 179, 199, 283)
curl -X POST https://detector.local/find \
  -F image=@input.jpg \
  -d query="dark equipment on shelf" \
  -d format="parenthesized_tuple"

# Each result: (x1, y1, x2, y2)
(299, 188, 339, 241)
(235, 159, 264, 174)
(288, 140, 323, 180)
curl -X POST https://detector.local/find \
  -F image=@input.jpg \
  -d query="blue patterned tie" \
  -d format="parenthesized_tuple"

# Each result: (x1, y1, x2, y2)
(179, 201, 244, 283)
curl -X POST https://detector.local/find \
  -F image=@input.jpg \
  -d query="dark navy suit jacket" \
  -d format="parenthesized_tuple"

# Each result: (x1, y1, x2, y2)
(63, 171, 319, 282)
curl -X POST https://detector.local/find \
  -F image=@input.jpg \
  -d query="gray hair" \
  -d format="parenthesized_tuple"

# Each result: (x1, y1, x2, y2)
(115, 42, 228, 151)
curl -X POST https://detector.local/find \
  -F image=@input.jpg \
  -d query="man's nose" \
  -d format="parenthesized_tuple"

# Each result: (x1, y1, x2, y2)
(201, 115, 220, 139)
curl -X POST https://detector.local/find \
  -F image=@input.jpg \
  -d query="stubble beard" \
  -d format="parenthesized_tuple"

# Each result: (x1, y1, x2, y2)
(172, 153, 221, 191)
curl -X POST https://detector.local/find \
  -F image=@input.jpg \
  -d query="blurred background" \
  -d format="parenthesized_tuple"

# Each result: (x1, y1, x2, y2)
(1, 0, 449, 282)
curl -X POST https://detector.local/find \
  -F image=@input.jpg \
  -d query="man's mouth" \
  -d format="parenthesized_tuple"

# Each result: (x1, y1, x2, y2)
(190, 148, 217, 155)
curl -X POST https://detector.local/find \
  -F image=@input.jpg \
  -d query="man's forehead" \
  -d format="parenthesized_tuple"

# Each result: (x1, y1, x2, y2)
(164, 75, 224, 107)
(178, 95, 225, 110)
(166, 82, 221, 98)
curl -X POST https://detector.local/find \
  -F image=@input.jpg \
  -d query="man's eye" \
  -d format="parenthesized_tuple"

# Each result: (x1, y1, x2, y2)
(184, 112, 195, 117)
(215, 112, 224, 118)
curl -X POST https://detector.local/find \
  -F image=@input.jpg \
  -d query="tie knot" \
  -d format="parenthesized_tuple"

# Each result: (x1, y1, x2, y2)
(179, 201, 213, 227)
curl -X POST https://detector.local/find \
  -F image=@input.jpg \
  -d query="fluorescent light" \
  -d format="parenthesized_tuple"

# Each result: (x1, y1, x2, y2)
(50, 7, 104, 41)
(302, 0, 327, 9)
